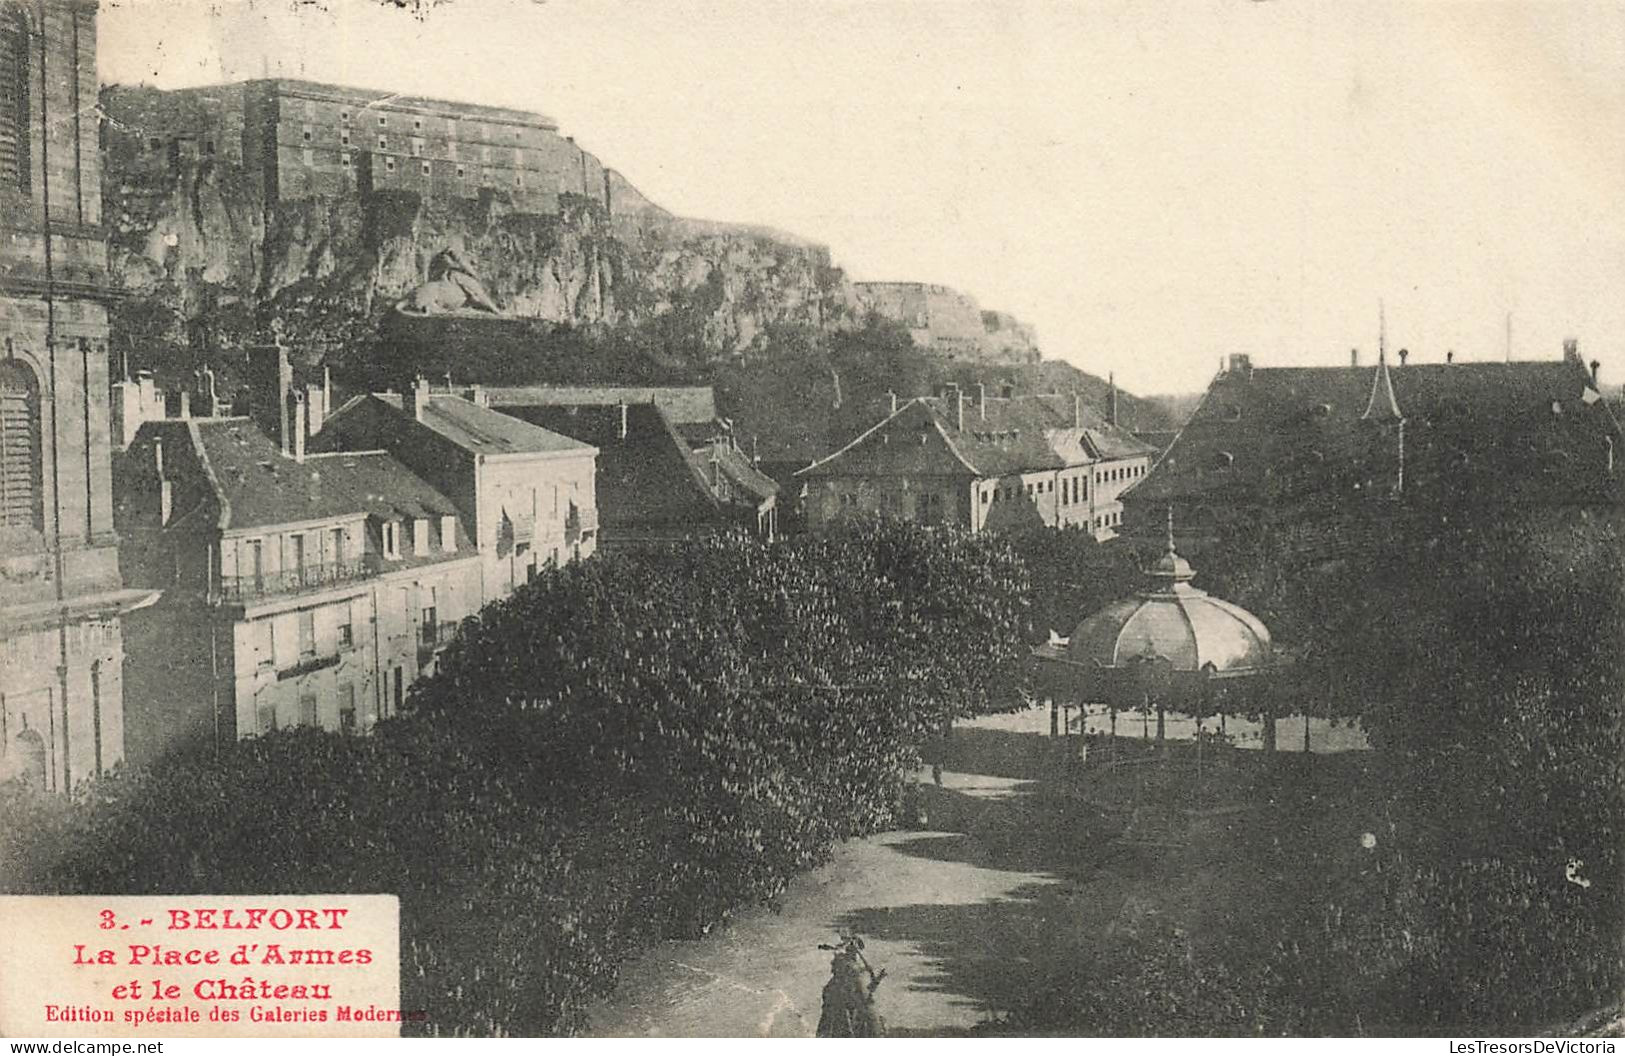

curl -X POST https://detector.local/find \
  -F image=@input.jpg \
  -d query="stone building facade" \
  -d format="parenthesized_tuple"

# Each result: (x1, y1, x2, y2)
(1, 0, 157, 791)
(315, 379, 599, 597)
(114, 414, 482, 765)
(101, 78, 616, 215)
(797, 386, 1154, 539)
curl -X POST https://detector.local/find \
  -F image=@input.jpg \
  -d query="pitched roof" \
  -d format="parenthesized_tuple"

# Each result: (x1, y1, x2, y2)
(178, 420, 469, 547)
(798, 394, 1157, 480)
(367, 392, 595, 458)
(500, 403, 728, 529)
(1129, 358, 1623, 509)
(686, 442, 781, 505)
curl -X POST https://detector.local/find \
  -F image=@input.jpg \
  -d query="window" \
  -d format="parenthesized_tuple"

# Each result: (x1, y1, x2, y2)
(378, 135, 388, 150)
(378, 115, 387, 127)
(290, 533, 308, 577)
(339, 684, 356, 732)
(410, 137, 422, 157)
(341, 152, 351, 168)
(205, 139, 215, 155)
(341, 131, 350, 146)
(299, 691, 317, 728)
(301, 147, 314, 167)
(243, 538, 264, 589)
(413, 517, 429, 554)
(302, 127, 312, 142)
(0, 361, 43, 532)
(297, 610, 316, 659)
(340, 109, 349, 123)
(382, 520, 400, 559)
(413, 118, 422, 130)
(256, 694, 275, 734)
(440, 515, 456, 551)
(420, 586, 438, 647)
(257, 622, 275, 669)
(456, 165, 466, 179)
(421, 161, 430, 176)
(385, 157, 395, 173)
(391, 666, 404, 716)
(330, 526, 345, 564)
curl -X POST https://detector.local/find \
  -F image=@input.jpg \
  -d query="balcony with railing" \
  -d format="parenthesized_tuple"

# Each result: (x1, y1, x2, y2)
(218, 555, 381, 604)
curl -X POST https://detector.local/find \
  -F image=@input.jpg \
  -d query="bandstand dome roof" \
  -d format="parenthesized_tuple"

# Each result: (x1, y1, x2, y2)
(1067, 518, 1273, 675)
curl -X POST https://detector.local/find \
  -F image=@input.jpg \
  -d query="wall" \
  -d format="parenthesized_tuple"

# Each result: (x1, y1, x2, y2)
(0, 616, 125, 791)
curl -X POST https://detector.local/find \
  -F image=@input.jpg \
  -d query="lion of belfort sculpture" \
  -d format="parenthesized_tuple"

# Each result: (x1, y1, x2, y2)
(394, 248, 504, 316)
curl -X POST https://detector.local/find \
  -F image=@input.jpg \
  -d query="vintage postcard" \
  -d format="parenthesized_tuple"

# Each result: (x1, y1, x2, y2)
(1, 0, 1622, 1042)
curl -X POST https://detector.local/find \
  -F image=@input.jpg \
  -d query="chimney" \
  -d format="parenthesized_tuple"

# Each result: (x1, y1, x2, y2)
(977, 383, 987, 419)
(247, 342, 294, 454)
(154, 438, 172, 526)
(1447, 350, 1455, 364)
(322, 364, 332, 416)
(468, 384, 487, 408)
(410, 375, 432, 423)
(1591, 360, 1601, 386)
(1563, 337, 1580, 364)
(1397, 348, 1409, 366)
(1107, 373, 1119, 428)
(291, 390, 307, 463)
(1073, 391, 1082, 429)
(1350, 348, 1359, 368)
(1228, 354, 1253, 376)
(1000, 381, 1014, 398)
(956, 390, 965, 432)
(617, 399, 628, 441)
(201, 366, 219, 417)
(177, 389, 192, 419)
(304, 382, 326, 435)
(886, 389, 897, 414)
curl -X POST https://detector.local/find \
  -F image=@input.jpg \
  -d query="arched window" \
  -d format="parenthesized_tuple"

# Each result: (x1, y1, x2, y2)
(0, 360, 43, 533)
(0, 5, 31, 194)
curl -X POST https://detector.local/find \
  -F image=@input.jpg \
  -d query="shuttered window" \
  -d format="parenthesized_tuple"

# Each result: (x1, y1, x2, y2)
(0, 361, 42, 532)
(0, 8, 31, 193)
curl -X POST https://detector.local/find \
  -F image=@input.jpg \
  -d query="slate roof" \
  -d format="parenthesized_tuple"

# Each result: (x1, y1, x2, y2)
(150, 420, 473, 556)
(501, 403, 728, 530)
(368, 393, 595, 458)
(686, 442, 780, 506)
(798, 394, 1156, 480)
(1128, 358, 1623, 510)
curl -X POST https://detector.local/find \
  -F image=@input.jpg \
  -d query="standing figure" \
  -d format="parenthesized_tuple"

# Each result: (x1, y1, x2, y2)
(815, 935, 886, 1037)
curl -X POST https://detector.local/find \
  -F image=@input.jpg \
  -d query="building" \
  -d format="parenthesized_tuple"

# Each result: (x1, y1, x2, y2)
(479, 384, 779, 537)
(100, 78, 616, 215)
(314, 377, 599, 594)
(796, 384, 1156, 539)
(1, 0, 160, 791)
(687, 432, 780, 541)
(114, 415, 481, 764)
(501, 401, 744, 550)
(1122, 345, 1625, 560)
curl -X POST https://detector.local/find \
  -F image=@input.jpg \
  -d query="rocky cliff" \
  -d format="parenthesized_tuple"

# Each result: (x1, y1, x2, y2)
(105, 155, 860, 384)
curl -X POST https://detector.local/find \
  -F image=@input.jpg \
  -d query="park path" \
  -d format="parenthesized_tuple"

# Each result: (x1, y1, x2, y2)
(582, 708, 1156, 1038)
(582, 766, 1054, 1038)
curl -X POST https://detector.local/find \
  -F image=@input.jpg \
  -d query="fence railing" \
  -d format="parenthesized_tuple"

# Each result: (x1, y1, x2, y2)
(219, 556, 380, 604)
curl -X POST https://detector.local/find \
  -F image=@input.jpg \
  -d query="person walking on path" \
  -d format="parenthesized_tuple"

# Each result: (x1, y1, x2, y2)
(815, 935, 886, 1037)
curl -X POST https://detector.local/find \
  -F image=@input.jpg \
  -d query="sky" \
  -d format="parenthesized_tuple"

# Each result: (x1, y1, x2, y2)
(97, 0, 1625, 395)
